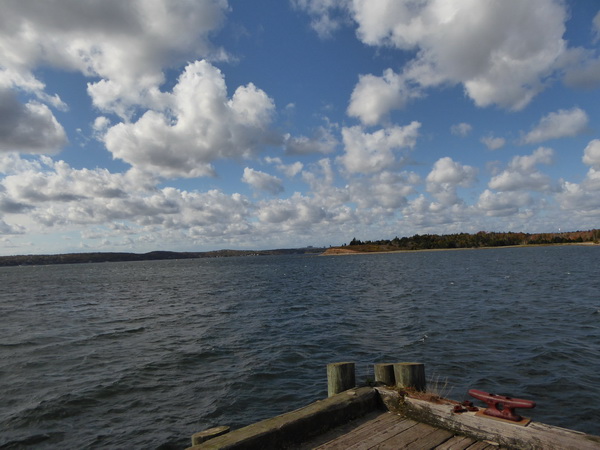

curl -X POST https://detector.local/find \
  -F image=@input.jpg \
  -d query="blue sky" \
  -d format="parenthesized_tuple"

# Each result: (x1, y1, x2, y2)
(1, 0, 600, 255)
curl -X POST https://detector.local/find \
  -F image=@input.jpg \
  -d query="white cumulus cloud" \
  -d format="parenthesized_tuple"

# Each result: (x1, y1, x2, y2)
(265, 157, 304, 178)
(426, 157, 477, 205)
(556, 141, 600, 217)
(242, 168, 284, 195)
(0, 0, 228, 119)
(290, 0, 350, 38)
(283, 123, 338, 155)
(521, 107, 588, 144)
(583, 139, 600, 170)
(305, 0, 571, 124)
(450, 123, 472, 137)
(488, 147, 554, 192)
(347, 171, 418, 209)
(0, 154, 264, 243)
(347, 69, 418, 125)
(0, 87, 67, 153)
(477, 190, 533, 217)
(338, 122, 421, 174)
(481, 135, 506, 151)
(103, 61, 275, 179)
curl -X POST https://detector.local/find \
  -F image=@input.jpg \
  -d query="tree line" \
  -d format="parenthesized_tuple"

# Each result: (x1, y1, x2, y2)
(345, 229, 600, 252)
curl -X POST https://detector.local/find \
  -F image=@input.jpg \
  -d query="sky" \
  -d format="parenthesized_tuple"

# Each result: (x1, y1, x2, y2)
(1, 0, 600, 256)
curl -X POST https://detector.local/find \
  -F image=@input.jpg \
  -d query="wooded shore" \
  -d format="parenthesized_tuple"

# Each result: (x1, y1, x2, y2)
(323, 229, 600, 255)
(322, 241, 598, 255)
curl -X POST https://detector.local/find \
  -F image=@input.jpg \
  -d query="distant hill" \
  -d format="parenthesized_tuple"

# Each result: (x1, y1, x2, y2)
(324, 229, 600, 254)
(0, 247, 325, 267)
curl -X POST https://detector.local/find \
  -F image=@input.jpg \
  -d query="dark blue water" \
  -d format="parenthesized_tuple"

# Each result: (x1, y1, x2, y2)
(1, 246, 599, 448)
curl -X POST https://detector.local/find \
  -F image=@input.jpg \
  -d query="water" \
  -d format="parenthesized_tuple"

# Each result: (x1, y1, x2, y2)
(1, 245, 599, 448)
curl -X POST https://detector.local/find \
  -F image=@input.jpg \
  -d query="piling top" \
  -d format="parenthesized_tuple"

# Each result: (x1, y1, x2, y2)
(327, 361, 356, 397)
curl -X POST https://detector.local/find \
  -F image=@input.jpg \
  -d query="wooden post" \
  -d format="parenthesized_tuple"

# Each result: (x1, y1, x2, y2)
(393, 362, 426, 391)
(327, 362, 355, 397)
(374, 363, 395, 386)
(191, 426, 230, 446)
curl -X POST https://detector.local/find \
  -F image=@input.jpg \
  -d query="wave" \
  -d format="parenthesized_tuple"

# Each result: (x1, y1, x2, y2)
(0, 432, 65, 449)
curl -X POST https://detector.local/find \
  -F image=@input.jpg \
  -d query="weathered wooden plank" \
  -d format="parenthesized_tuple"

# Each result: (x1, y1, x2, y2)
(377, 427, 455, 449)
(400, 427, 454, 448)
(342, 412, 404, 435)
(188, 387, 379, 450)
(309, 403, 503, 450)
(296, 411, 391, 449)
(374, 422, 446, 449)
(464, 441, 499, 450)
(434, 435, 479, 450)
(191, 426, 230, 446)
(339, 417, 419, 450)
(396, 395, 600, 450)
(313, 412, 405, 449)
(319, 411, 395, 437)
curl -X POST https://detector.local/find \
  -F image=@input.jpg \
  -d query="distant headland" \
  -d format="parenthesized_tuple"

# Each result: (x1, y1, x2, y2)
(322, 229, 600, 255)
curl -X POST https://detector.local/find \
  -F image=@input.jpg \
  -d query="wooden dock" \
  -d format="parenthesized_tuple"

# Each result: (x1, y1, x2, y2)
(188, 385, 600, 449)
(187, 361, 600, 449)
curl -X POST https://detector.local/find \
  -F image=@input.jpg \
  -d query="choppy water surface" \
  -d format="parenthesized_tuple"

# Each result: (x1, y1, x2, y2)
(1, 245, 599, 448)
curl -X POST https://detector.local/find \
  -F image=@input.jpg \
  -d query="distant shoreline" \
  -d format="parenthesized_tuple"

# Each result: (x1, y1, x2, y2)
(1, 239, 597, 266)
(320, 241, 598, 256)
(0, 247, 326, 267)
